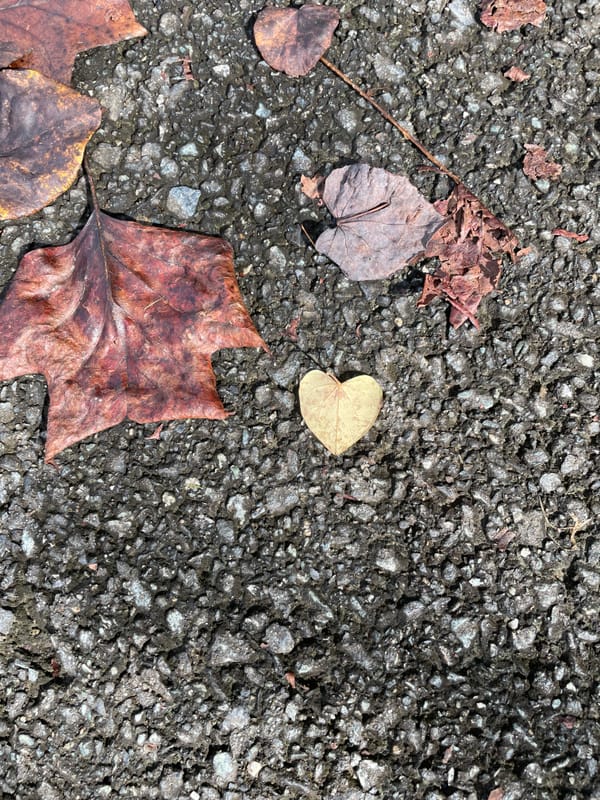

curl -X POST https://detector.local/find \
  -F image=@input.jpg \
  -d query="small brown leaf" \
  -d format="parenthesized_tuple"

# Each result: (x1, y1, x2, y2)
(300, 174, 324, 202)
(480, 0, 547, 32)
(503, 65, 530, 82)
(299, 370, 383, 456)
(0, 212, 266, 460)
(551, 228, 589, 243)
(0, 0, 147, 84)
(418, 185, 518, 329)
(523, 144, 562, 181)
(0, 69, 101, 220)
(254, 5, 340, 77)
(314, 164, 446, 281)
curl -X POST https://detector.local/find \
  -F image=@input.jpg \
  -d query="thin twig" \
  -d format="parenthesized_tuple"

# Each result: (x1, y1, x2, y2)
(319, 55, 462, 185)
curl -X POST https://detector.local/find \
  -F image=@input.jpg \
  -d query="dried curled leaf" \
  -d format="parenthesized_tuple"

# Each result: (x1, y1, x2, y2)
(480, 0, 547, 32)
(299, 370, 383, 456)
(418, 185, 518, 329)
(0, 69, 101, 220)
(0, 212, 266, 460)
(313, 164, 446, 281)
(0, 0, 147, 83)
(254, 5, 340, 77)
(523, 144, 562, 181)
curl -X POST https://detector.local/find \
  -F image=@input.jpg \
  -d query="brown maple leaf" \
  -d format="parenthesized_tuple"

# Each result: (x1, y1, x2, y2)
(480, 0, 547, 32)
(0, 211, 266, 461)
(418, 185, 519, 329)
(312, 164, 446, 281)
(523, 144, 562, 181)
(0, 0, 147, 84)
(0, 69, 101, 220)
(254, 5, 340, 77)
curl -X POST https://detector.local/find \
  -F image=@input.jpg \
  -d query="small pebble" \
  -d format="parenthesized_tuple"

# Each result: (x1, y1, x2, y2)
(264, 623, 295, 654)
(166, 186, 200, 219)
(213, 751, 238, 784)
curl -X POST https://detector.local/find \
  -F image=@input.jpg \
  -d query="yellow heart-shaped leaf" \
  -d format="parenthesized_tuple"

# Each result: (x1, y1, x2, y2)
(299, 370, 383, 455)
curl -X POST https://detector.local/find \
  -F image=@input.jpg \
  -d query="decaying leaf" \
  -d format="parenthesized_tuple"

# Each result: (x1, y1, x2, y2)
(299, 370, 383, 456)
(503, 65, 530, 82)
(0, 69, 101, 220)
(418, 185, 519, 329)
(0, 212, 266, 460)
(523, 144, 562, 181)
(310, 164, 446, 281)
(300, 174, 324, 202)
(254, 5, 340, 77)
(0, 0, 147, 84)
(0, 41, 22, 68)
(480, 0, 547, 32)
(552, 228, 589, 243)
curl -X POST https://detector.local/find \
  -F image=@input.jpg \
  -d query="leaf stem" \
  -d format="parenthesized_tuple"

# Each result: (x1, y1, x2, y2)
(319, 56, 462, 186)
(82, 155, 100, 214)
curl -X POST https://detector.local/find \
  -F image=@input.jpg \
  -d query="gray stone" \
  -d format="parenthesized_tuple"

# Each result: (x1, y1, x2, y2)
(160, 771, 183, 800)
(0, 608, 15, 635)
(210, 633, 254, 666)
(451, 617, 479, 649)
(213, 751, 238, 784)
(264, 623, 295, 654)
(540, 473, 562, 492)
(166, 186, 201, 219)
(263, 486, 299, 516)
(356, 759, 387, 790)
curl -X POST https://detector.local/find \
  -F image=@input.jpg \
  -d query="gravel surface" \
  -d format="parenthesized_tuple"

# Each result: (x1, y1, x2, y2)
(1, 1, 599, 798)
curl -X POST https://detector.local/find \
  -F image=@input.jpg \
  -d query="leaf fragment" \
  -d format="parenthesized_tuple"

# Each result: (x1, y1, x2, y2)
(503, 65, 530, 82)
(523, 144, 562, 181)
(552, 229, 589, 243)
(480, 0, 547, 32)
(312, 164, 447, 281)
(0, 0, 147, 84)
(254, 5, 340, 77)
(418, 185, 519, 329)
(299, 370, 383, 456)
(0, 69, 101, 220)
(0, 212, 266, 460)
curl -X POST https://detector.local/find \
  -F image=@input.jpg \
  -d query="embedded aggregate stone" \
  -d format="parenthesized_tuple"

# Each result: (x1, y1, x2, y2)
(166, 186, 201, 218)
(1, 0, 599, 798)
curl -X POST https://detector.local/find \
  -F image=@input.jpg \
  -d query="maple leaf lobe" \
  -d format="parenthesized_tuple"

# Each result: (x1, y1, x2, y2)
(0, 0, 147, 83)
(0, 213, 266, 460)
(0, 69, 101, 220)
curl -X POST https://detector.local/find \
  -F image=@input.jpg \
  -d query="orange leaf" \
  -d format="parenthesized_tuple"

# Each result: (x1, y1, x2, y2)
(0, 212, 267, 460)
(0, 0, 147, 83)
(0, 69, 101, 220)
(254, 5, 340, 77)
